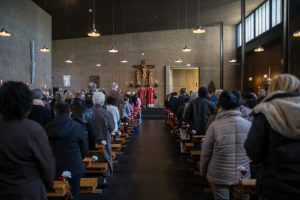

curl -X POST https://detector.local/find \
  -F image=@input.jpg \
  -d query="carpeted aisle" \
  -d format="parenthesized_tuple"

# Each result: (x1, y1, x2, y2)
(99, 120, 212, 200)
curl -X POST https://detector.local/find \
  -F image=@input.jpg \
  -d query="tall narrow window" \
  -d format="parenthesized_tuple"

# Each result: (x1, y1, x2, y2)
(272, 0, 282, 27)
(237, 23, 242, 47)
(255, 1, 270, 36)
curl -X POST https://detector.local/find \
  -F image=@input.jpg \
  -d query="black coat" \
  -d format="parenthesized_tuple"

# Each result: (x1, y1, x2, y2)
(28, 105, 52, 127)
(45, 115, 88, 178)
(245, 94, 300, 200)
(0, 117, 55, 200)
(183, 97, 216, 134)
(71, 98, 97, 150)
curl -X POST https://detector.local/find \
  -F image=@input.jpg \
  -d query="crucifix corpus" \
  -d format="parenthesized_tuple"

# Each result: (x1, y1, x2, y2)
(133, 60, 155, 87)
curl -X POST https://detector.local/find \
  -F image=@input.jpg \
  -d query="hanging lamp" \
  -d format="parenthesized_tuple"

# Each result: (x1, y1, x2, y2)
(182, 0, 191, 52)
(175, 58, 183, 63)
(109, 0, 118, 53)
(0, 28, 11, 37)
(120, 0, 128, 63)
(293, 30, 300, 37)
(254, 46, 264, 52)
(121, 58, 128, 63)
(186, 63, 191, 67)
(87, 0, 100, 37)
(65, 59, 73, 64)
(229, 58, 237, 63)
(40, 46, 50, 52)
(193, 0, 205, 34)
(96, 64, 102, 67)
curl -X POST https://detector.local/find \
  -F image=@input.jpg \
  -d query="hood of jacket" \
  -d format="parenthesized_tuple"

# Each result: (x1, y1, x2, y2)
(46, 115, 74, 140)
(253, 92, 300, 139)
(216, 109, 242, 119)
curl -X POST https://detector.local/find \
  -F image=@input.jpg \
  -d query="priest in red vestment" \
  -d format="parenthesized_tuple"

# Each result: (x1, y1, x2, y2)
(147, 86, 155, 107)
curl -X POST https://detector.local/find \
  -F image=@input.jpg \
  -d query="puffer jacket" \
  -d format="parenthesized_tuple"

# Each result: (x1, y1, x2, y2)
(245, 92, 300, 200)
(200, 109, 251, 185)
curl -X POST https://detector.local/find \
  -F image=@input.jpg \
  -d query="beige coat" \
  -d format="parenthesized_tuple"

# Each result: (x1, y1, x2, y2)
(200, 109, 251, 185)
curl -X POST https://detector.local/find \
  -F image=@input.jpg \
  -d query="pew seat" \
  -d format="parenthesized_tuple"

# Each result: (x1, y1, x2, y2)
(190, 150, 201, 161)
(47, 181, 69, 197)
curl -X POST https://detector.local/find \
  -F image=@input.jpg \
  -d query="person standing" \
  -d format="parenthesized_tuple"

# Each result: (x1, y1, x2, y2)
(28, 88, 53, 126)
(0, 81, 55, 200)
(92, 92, 115, 185)
(109, 82, 124, 116)
(46, 102, 88, 200)
(184, 87, 216, 135)
(200, 91, 251, 200)
(245, 74, 300, 200)
(106, 96, 120, 133)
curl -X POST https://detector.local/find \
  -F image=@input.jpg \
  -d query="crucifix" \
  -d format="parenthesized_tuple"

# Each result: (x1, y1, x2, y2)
(133, 60, 155, 87)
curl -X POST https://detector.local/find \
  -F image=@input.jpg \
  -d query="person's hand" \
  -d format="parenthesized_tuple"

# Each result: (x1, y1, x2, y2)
(101, 140, 107, 146)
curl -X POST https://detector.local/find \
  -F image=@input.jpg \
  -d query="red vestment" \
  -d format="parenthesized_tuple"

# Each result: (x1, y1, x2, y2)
(138, 87, 147, 108)
(147, 86, 155, 107)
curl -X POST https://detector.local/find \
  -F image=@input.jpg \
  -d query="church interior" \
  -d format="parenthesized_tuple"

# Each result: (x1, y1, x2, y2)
(0, 0, 300, 200)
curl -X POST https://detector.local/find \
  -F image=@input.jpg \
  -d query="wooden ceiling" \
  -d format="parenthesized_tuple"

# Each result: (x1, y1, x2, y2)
(32, 0, 264, 40)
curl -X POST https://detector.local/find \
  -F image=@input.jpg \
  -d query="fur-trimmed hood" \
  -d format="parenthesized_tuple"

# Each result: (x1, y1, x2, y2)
(253, 92, 300, 139)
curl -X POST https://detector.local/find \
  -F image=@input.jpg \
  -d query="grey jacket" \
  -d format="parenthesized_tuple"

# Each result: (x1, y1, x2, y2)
(200, 110, 251, 185)
(183, 97, 216, 134)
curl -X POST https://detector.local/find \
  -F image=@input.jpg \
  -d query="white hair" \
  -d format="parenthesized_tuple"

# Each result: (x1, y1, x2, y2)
(258, 89, 267, 98)
(93, 92, 105, 106)
(112, 82, 119, 90)
(190, 92, 198, 101)
(215, 89, 224, 99)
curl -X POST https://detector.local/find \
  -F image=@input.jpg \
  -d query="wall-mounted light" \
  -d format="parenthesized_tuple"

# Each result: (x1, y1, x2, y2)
(154, 80, 158, 87)
(141, 51, 145, 56)
(254, 46, 264, 52)
(0, 28, 11, 37)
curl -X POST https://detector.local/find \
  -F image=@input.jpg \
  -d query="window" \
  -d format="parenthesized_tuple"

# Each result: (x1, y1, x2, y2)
(272, 0, 282, 27)
(237, 23, 242, 47)
(236, 0, 281, 47)
(255, 1, 270, 36)
(246, 14, 255, 42)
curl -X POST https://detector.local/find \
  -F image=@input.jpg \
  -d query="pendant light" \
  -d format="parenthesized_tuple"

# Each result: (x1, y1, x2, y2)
(0, 28, 11, 37)
(40, 46, 50, 52)
(293, 30, 300, 37)
(175, 0, 183, 63)
(121, 0, 128, 63)
(87, 0, 100, 37)
(182, 0, 191, 52)
(175, 58, 183, 63)
(229, 58, 237, 63)
(109, 0, 118, 53)
(186, 63, 191, 67)
(193, 0, 205, 34)
(96, 64, 102, 67)
(254, 45, 264, 52)
(121, 58, 128, 63)
(65, 59, 73, 64)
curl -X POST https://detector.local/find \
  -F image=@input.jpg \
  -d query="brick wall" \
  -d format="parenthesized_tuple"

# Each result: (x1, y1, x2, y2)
(0, 0, 52, 89)
(52, 25, 238, 107)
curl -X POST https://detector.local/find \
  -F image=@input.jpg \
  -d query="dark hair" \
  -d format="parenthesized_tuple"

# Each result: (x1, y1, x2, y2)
(54, 102, 70, 115)
(198, 87, 208, 98)
(106, 96, 116, 105)
(231, 90, 242, 104)
(0, 81, 32, 121)
(32, 88, 43, 99)
(219, 91, 240, 110)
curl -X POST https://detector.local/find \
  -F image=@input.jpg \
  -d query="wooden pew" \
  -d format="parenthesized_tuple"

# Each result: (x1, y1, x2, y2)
(80, 178, 101, 195)
(85, 163, 109, 175)
(240, 179, 256, 195)
(192, 135, 205, 143)
(47, 181, 69, 197)
(190, 150, 201, 161)
(112, 143, 122, 152)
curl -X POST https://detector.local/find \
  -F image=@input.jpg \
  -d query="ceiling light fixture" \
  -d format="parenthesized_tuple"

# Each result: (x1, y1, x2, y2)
(109, 0, 118, 53)
(175, 58, 183, 63)
(293, 30, 300, 37)
(186, 63, 191, 67)
(182, 0, 191, 52)
(121, 58, 128, 63)
(248, 77, 253, 81)
(142, 51, 145, 56)
(229, 58, 237, 63)
(87, 0, 100, 37)
(40, 46, 50, 52)
(65, 59, 73, 64)
(182, 46, 192, 52)
(108, 47, 118, 53)
(96, 64, 102, 67)
(193, 0, 205, 34)
(254, 46, 264, 52)
(0, 28, 11, 37)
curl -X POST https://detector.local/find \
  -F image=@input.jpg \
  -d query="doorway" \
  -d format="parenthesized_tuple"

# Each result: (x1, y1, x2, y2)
(165, 66, 199, 95)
